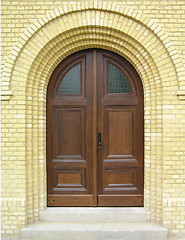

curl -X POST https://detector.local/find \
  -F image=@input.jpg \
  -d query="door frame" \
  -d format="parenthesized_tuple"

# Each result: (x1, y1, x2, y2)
(46, 49, 144, 207)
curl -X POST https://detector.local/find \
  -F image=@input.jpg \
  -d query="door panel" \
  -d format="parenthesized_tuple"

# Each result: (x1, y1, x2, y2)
(52, 168, 86, 190)
(56, 108, 85, 157)
(47, 49, 144, 207)
(97, 50, 143, 206)
(104, 168, 138, 192)
(105, 108, 134, 156)
(47, 51, 94, 206)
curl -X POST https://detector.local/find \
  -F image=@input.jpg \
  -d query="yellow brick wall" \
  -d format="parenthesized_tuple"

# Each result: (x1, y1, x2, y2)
(1, 1, 185, 73)
(1, 1, 185, 239)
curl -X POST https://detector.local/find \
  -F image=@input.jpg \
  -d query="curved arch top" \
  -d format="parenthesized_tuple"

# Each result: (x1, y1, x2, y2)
(1, 1, 185, 101)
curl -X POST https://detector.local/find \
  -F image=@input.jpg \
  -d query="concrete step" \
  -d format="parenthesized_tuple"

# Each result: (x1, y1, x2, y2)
(21, 222, 168, 240)
(39, 207, 150, 223)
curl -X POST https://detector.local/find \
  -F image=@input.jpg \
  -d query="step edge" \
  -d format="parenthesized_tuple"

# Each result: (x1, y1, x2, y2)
(21, 222, 168, 230)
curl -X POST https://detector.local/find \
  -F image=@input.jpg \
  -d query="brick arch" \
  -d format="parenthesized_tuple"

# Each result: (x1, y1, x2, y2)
(2, 2, 185, 99)
(1, 2, 183, 229)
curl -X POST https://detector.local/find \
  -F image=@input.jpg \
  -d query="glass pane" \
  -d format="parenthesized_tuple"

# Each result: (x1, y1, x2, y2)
(108, 64, 131, 93)
(58, 64, 81, 94)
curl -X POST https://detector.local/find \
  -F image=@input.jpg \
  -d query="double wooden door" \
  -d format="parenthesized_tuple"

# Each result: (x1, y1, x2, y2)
(47, 49, 144, 207)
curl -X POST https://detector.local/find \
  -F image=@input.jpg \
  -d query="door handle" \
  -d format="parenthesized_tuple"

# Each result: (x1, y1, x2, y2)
(98, 132, 101, 148)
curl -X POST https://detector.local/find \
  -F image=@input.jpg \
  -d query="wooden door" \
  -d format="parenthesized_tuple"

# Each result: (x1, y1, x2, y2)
(47, 49, 144, 207)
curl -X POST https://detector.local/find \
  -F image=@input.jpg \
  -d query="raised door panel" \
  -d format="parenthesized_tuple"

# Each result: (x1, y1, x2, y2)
(105, 108, 133, 157)
(54, 108, 85, 159)
(53, 169, 86, 190)
(104, 168, 137, 192)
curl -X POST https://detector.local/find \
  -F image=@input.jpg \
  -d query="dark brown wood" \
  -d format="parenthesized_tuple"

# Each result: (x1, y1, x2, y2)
(47, 50, 94, 206)
(103, 97, 138, 106)
(92, 50, 98, 206)
(48, 195, 94, 206)
(96, 50, 144, 206)
(47, 49, 144, 207)
(98, 195, 144, 206)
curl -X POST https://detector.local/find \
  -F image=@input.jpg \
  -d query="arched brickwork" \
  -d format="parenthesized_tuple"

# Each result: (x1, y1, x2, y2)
(2, 2, 185, 96)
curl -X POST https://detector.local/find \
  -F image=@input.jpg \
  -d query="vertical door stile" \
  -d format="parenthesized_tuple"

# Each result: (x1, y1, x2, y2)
(97, 51, 104, 199)
(92, 50, 98, 206)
